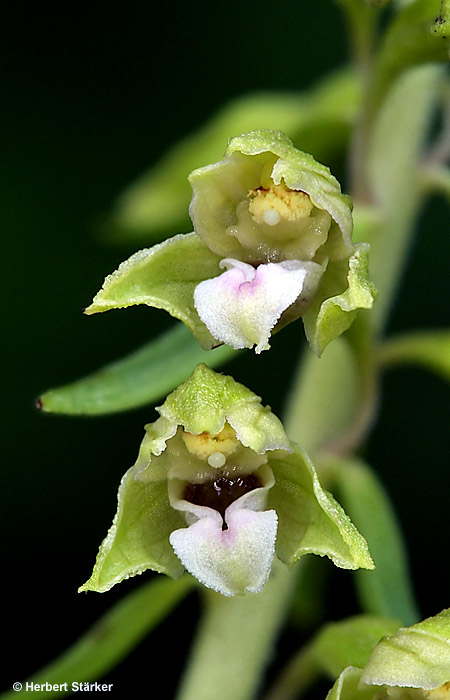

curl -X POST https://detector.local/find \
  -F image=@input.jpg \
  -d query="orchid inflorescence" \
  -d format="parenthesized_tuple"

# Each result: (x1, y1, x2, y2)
(81, 130, 377, 598)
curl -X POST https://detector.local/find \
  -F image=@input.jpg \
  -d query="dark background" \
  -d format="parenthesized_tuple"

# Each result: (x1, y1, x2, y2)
(2, 1, 449, 697)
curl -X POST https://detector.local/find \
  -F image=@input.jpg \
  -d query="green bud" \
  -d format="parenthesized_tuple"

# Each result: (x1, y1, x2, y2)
(361, 608, 450, 690)
(432, 0, 450, 38)
(325, 609, 450, 700)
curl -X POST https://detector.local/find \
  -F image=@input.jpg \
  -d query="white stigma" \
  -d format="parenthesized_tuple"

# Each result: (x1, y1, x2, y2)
(262, 208, 281, 226)
(207, 452, 226, 468)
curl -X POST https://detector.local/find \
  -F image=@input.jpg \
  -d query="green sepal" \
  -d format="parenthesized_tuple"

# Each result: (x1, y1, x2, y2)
(79, 468, 185, 593)
(84, 233, 221, 349)
(189, 129, 354, 262)
(361, 608, 450, 690)
(268, 445, 374, 571)
(302, 243, 377, 356)
(312, 615, 401, 679)
(134, 363, 291, 479)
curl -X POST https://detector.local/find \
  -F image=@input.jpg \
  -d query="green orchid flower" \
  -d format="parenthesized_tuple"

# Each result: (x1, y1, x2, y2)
(80, 365, 373, 598)
(86, 130, 376, 356)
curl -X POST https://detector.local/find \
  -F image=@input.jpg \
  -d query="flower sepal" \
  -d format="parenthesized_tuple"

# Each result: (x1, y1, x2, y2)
(84, 232, 222, 350)
(303, 243, 378, 356)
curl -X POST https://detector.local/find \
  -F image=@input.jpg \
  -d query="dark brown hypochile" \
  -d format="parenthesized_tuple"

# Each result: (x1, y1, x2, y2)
(183, 474, 261, 529)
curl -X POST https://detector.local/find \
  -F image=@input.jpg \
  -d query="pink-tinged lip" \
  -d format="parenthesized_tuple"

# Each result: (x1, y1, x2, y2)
(194, 258, 323, 353)
(169, 504, 278, 597)
(168, 464, 277, 596)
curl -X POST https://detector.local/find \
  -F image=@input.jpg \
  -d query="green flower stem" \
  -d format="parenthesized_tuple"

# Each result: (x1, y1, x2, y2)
(334, 0, 377, 78)
(284, 319, 377, 458)
(176, 560, 296, 700)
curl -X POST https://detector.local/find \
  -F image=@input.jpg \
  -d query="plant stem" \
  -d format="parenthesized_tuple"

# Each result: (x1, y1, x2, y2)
(176, 560, 296, 700)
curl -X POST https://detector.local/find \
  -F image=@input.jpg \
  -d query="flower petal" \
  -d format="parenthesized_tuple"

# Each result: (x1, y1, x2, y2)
(169, 506, 278, 597)
(168, 464, 277, 596)
(194, 259, 323, 353)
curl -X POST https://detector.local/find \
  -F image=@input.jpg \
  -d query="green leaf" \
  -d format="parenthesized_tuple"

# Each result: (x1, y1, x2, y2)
(79, 469, 185, 593)
(302, 243, 377, 356)
(367, 65, 443, 210)
(361, 609, 450, 690)
(379, 330, 450, 382)
(268, 446, 375, 571)
(38, 324, 236, 416)
(334, 458, 419, 625)
(105, 69, 360, 243)
(312, 615, 401, 679)
(0, 576, 193, 700)
(85, 233, 221, 348)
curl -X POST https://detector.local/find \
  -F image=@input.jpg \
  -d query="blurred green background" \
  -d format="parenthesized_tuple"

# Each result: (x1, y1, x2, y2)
(2, 1, 449, 696)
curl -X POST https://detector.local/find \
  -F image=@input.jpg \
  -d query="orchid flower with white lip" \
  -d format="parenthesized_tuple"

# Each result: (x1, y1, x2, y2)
(187, 129, 372, 354)
(194, 257, 325, 354)
(80, 364, 374, 598)
(85, 130, 376, 357)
